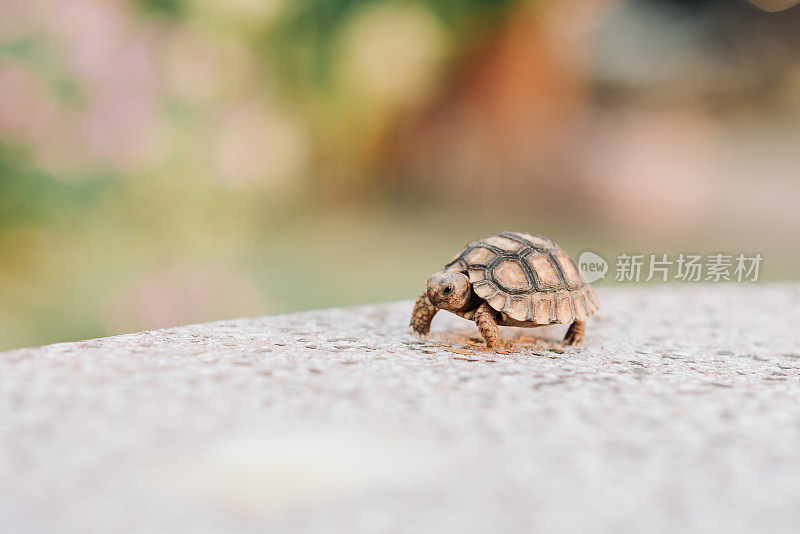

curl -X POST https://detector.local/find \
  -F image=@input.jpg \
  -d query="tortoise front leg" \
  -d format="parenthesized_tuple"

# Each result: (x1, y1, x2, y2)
(474, 303, 500, 348)
(564, 320, 585, 345)
(410, 292, 437, 335)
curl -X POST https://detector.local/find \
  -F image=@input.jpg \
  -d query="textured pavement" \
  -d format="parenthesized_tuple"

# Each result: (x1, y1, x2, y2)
(1, 284, 800, 533)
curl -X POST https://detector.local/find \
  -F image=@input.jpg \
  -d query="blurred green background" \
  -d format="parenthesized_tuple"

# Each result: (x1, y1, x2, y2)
(2, 0, 799, 350)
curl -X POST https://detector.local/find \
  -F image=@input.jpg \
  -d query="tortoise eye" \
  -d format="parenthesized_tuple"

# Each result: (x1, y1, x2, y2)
(442, 286, 453, 295)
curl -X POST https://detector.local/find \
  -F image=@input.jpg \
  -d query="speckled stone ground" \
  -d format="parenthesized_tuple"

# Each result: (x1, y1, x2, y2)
(2, 284, 800, 534)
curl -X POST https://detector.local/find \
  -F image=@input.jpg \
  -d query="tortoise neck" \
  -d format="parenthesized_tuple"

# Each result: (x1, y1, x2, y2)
(457, 289, 482, 313)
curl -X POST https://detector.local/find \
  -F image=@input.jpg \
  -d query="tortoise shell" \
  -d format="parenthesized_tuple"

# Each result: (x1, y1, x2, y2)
(445, 232, 600, 324)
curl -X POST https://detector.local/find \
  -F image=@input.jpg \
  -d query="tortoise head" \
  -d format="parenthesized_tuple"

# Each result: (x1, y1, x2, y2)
(426, 272, 471, 311)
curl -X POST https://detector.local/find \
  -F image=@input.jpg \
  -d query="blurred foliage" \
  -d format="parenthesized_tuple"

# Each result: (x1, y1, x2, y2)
(0, 147, 109, 227)
(262, 0, 514, 94)
(132, 0, 185, 16)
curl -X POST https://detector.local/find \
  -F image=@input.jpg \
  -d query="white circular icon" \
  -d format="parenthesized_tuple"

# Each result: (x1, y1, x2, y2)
(578, 251, 608, 284)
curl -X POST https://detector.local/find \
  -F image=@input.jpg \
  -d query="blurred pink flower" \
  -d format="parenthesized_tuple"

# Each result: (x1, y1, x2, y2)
(0, 0, 32, 37)
(162, 26, 229, 102)
(3, 0, 162, 172)
(0, 65, 58, 142)
(209, 102, 308, 188)
(580, 111, 718, 239)
(57, 0, 160, 168)
(109, 263, 267, 333)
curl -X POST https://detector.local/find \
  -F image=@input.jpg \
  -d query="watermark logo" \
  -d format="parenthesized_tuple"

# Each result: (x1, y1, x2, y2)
(577, 252, 762, 283)
(578, 251, 608, 284)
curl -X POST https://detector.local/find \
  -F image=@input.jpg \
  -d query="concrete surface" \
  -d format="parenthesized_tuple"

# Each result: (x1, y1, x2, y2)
(1, 283, 800, 534)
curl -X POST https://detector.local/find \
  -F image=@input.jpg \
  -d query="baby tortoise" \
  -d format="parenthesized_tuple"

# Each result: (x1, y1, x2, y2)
(411, 232, 600, 348)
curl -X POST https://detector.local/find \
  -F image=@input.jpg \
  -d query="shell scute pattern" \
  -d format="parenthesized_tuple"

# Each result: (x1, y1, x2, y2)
(445, 231, 600, 324)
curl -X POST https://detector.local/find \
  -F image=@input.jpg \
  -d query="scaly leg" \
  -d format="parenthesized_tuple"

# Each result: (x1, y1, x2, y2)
(474, 303, 500, 348)
(564, 320, 585, 345)
(410, 292, 437, 335)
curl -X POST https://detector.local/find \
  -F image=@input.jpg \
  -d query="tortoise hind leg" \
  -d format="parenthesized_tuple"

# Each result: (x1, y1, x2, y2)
(474, 303, 500, 348)
(410, 292, 437, 335)
(564, 320, 586, 345)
